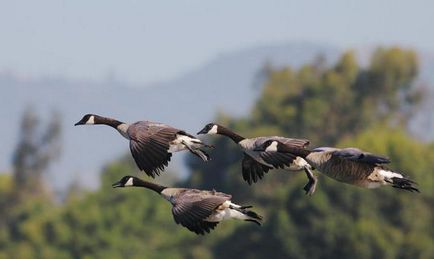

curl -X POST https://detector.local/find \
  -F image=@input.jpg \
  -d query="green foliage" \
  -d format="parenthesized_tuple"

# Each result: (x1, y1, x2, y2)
(186, 47, 433, 258)
(12, 108, 62, 201)
(251, 48, 419, 145)
(1, 47, 432, 258)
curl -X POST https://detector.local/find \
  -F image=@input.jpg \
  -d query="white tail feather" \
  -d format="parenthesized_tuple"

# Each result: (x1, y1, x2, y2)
(169, 135, 202, 153)
(206, 208, 248, 222)
(379, 169, 403, 179)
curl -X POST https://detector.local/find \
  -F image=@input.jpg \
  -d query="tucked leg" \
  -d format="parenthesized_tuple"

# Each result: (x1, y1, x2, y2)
(303, 167, 317, 196)
(181, 140, 210, 161)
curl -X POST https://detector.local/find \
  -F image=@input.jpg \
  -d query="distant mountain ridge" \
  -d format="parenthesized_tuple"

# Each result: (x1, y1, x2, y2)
(0, 42, 432, 191)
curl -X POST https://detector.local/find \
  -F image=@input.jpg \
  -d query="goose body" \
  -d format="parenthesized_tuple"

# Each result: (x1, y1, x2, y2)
(256, 141, 419, 192)
(75, 114, 213, 177)
(112, 176, 263, 235)
(197, 123, 317, 194)
(239, 136, 312, 171)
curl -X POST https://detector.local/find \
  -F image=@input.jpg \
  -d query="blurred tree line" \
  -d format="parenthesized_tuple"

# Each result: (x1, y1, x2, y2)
(0, 47, 432, 259)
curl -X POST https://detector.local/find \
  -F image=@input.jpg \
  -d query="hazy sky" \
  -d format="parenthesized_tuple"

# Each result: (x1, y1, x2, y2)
(1, 0, 433, 85)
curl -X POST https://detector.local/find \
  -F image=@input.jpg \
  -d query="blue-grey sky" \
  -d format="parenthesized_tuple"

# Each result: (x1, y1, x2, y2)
(1, 0, 433, 85)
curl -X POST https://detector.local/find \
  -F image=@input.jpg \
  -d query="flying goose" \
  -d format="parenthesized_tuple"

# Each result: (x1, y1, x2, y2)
(75, 114, 213, 177)
(197, 123, 317, 195)
(254, 140, 419, 192)
(112, 175, 263, 234)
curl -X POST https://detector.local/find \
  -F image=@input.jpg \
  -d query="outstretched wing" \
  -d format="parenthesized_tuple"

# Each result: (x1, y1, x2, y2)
(277, 137, 310, 148)
(332, 148, 390, 164)
(128, 122, 180, 177)
(242, 153, 273, 185)
(254, 137, 309, 169)
(259, 151, 298, 169)
(172, 193, 230, 235)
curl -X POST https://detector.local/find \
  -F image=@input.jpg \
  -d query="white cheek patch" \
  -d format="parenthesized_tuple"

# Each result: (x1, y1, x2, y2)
(208, 125, 218, 134)
(86, 115, 95, 124)
(265, 141, 279, 152)
(125, 177, 134, 186)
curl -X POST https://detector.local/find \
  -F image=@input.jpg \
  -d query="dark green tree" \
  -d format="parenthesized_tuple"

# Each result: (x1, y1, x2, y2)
(12, 107, 62, 200)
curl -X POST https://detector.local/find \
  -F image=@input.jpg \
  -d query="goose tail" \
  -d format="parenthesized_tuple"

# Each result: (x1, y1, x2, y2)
(380, 169, 420, 192)
(390, 177, 420, 193)
(230, 205, 263, 226)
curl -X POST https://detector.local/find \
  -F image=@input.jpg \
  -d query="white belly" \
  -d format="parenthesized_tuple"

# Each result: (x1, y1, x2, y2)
(204, 200, 246, 222)
(290, 157, 310, 170)
(205, 208, 247, 222)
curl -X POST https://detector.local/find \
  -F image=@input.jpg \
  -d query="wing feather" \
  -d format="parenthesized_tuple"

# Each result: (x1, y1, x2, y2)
(259, 152, 297, 169)
(332, 148, 390, 164)
(172, 193, 229, 235)
(128, 122, 180, 177)
(242, 154, 272, 184)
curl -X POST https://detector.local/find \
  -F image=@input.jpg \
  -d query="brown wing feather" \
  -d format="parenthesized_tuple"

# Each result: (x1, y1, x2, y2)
(332, 148, 390, 164)
(172, 193, 230, 235)
(128, 122, 181, 177)
(253, 137, 309, 169)
(259, 152, 297, 169)
(242, 154, 273, 185)
(279, 138, 310, 148)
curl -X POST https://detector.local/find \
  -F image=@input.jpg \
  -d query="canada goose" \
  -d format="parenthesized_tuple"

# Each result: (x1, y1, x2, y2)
(197, 123, 317, 195)
(112, 176, 263, 234)
(254, 140, 419, 192)
(75, 114, 213, 177)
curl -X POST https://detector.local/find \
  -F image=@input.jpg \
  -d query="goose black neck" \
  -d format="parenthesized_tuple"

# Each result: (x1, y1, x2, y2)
(134, 178, 167, 194)
(94, 115, 124, 129)
(218, 126, 245, 143)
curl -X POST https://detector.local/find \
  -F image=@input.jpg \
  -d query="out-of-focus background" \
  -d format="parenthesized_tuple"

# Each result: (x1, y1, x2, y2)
(1, 1, 433, 258)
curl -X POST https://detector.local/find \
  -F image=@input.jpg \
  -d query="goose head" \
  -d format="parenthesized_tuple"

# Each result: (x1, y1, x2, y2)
(112, 175, 136, 188)
(197, 123, 219, 135)
(74, 114, 97, 126)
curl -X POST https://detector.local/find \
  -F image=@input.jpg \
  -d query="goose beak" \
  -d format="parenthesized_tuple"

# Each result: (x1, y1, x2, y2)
(197, 128, 207, 135)
(112, 181, 122, 188)
(74, 116, 88, 126)
(74, 120, 84, 126)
